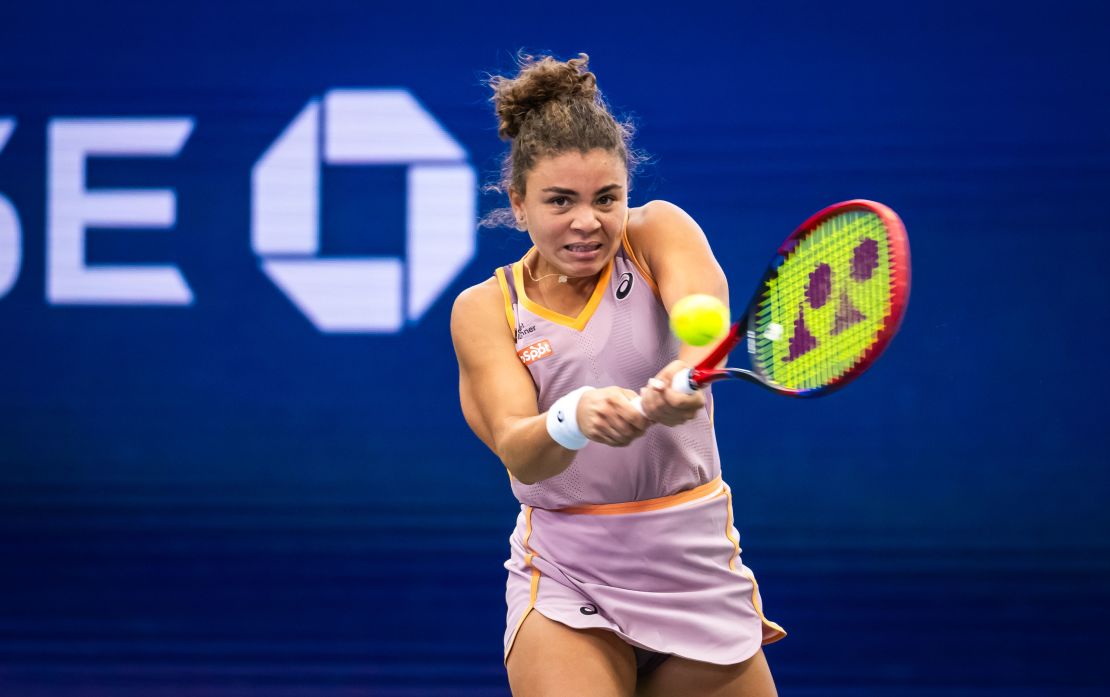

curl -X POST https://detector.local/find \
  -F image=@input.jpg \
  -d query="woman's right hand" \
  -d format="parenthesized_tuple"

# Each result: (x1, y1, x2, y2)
(576, 387, 652, 447)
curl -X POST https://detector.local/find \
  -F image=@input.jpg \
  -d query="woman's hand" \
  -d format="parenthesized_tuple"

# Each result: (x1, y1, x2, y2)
(577, 387, 652, 447)
(637, 360, 706, 427)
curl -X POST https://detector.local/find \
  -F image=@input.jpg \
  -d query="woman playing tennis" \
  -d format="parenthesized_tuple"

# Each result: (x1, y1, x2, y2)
(451, 54, 786, 697)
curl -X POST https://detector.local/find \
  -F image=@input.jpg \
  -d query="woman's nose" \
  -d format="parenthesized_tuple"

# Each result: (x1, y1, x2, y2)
(570, 206, 602, 232)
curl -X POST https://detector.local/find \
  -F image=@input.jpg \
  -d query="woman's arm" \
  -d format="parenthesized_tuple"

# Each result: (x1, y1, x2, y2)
(451, 279, 649, 485)
(632, 200, 730, 354)
(628, 200, 730, 423)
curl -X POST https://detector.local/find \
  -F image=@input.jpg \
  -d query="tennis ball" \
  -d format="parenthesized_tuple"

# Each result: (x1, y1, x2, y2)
(669, 294, 730, 346)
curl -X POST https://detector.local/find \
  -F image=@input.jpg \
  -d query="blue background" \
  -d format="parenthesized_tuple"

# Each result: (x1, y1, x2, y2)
(2, 1, 1108, 695)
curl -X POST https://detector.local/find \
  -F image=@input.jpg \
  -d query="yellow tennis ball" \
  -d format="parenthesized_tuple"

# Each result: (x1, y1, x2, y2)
(669, 294, 730, 346)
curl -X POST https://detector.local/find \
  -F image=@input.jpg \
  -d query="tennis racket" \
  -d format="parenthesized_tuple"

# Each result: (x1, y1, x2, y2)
(667, 199, 911, 398)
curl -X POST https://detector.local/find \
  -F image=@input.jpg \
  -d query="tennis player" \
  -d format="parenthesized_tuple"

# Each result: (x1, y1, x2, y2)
(451, 53, 786, 697)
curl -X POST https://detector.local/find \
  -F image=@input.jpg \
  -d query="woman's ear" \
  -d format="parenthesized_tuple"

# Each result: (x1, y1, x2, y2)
(509, 189, 526, 231)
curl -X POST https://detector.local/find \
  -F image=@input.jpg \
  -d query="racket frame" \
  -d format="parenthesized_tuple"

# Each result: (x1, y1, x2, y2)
(685, 199, 911, 397)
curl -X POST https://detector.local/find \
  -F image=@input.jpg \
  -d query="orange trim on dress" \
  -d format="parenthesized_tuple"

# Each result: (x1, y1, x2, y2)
(621, 220, 660, 299)
(555, 476, 725, 515)
(495, 265, 519, 485)
(494, 266, 515, 336)
(724, 486, 788, 642)
(504, 505, 541, 664)
(512, 252, 612, 332)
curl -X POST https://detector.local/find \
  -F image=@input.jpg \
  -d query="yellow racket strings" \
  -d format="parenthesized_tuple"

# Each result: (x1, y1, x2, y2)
(754, 211, 894, 391)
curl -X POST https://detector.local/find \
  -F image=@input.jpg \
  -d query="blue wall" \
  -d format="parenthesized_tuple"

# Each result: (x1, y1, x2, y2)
(2, 2, 1108, 694)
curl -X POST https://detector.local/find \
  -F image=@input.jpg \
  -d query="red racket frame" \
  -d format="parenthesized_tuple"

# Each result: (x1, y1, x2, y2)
(686, 200, 911, 397)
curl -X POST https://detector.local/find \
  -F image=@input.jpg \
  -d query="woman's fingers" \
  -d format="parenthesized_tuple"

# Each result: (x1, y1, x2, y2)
(579, 387, 651, 446)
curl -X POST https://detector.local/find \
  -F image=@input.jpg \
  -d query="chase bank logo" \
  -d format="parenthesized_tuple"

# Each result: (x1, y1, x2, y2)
(0, 89, 475, 335)
(252, 89, 475, 332)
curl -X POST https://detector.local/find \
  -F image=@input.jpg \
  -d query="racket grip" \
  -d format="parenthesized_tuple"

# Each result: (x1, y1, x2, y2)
(671, 368, 697, 394)
(629, 368, 696, 415)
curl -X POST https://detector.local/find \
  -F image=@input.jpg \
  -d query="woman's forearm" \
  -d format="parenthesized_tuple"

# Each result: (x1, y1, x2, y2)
(496, 413, 577, 485)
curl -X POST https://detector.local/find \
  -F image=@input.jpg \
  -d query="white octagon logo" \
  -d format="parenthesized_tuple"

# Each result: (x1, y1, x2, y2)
(251, 89, 475, 333)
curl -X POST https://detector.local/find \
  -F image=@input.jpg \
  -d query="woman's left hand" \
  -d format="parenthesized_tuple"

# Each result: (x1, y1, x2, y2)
(637, 360, 706, 427)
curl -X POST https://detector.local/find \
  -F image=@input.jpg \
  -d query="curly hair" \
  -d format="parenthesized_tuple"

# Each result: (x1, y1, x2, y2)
(482, 53, 642, 228)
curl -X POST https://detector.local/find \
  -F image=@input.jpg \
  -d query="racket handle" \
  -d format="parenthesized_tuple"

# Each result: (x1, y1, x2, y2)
(629, 368, 698, 416)
(671, 368, 697, 394)
(630, 395, 645, 415)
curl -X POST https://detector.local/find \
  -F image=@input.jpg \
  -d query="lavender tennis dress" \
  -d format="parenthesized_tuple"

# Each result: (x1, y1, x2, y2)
(495, 227, 786, 669)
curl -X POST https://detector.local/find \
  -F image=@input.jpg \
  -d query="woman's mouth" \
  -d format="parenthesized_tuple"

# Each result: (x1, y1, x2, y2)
(563, 242, 604, 258)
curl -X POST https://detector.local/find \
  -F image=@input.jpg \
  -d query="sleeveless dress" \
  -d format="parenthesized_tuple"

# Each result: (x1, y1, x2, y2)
(496, 221, 786, 668)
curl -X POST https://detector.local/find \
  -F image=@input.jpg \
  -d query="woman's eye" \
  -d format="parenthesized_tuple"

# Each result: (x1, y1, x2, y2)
(596, 195, 615, 205)
(548, 196, 569, 207)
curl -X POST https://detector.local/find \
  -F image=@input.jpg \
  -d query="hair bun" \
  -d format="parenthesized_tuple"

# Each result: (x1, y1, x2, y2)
(490, 53, 598, 140)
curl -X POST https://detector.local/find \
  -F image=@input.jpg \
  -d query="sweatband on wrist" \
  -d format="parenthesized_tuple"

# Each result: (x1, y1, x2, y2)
(545, 386, 593, 450)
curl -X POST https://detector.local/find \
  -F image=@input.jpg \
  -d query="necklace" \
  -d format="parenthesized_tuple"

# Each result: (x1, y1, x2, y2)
(524, 257, 568, 284)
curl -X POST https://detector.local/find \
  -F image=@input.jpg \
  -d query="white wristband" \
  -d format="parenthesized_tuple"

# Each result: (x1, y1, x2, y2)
(546, 386, 594, 450)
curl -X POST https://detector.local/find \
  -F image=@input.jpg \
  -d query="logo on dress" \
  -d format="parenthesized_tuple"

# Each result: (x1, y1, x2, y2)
(580, 604, 598, 616)
(615, 272, 634, 300)
(515, 322, 536, 341)
(517, 339, 554, 365)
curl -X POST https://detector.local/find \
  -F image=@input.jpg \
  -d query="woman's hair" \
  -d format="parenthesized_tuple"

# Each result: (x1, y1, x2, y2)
(482, 53, 642, 228)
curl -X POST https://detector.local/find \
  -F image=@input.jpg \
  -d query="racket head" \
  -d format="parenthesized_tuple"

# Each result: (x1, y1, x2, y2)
(743, 199, 911, 396)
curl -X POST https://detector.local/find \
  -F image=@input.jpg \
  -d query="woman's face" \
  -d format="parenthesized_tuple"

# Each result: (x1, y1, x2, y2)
(510, 148, 628, 279)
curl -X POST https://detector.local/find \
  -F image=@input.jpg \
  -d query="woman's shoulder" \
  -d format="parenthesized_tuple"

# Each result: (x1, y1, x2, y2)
(453, 276, 503, 319)
(451, 275, 513, 340)
(628, 199, 699, 237)
(626, 199, 706, 269)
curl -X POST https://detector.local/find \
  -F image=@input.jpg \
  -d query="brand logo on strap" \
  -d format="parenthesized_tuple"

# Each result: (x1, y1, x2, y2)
(615, 271, 633, 300)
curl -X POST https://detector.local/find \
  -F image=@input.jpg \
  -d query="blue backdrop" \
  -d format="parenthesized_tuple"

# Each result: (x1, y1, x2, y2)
(2, 2, 1108, 695)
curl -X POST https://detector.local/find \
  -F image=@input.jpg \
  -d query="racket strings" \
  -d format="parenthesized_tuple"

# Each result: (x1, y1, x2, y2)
(754, 211, 898, 391)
